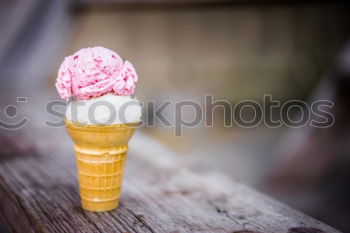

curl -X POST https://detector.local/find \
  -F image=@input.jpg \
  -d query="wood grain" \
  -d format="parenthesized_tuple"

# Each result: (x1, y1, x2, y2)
(0, 101, 340, 233)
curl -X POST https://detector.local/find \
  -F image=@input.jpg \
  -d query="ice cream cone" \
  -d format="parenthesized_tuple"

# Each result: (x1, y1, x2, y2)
(65, 120, 136, 212)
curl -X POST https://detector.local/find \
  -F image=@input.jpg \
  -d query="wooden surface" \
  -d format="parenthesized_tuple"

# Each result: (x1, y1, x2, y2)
(74, 0, 337, 7)
(0, 111, 340, 233)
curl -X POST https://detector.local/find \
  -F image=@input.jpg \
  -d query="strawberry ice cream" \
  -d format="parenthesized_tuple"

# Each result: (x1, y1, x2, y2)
(56, 47, 141, 124)
(56, 46, 137, 101)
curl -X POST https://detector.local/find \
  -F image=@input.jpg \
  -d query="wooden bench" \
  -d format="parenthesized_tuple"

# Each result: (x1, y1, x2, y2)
(0, 107, 340, 233)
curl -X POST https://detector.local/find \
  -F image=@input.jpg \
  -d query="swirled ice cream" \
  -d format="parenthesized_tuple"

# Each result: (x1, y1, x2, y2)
(55, 47, 141, 124)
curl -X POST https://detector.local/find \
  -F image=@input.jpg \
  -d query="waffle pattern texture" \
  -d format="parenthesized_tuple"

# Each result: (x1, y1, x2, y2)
(65, 121, 136, 212)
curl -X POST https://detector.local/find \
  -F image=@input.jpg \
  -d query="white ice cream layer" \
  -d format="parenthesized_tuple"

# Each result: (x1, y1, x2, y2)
(65, 94, 142, 124)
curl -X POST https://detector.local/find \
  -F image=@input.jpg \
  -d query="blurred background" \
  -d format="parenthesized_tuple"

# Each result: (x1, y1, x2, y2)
(1, 0, 350, 231)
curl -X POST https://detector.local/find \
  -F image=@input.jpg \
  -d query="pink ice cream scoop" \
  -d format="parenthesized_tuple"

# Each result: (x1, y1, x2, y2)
(55, 47, 138, 101)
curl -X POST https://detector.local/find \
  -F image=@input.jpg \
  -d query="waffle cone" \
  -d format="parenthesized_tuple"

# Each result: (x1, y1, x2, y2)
(65, 120, 136, 212)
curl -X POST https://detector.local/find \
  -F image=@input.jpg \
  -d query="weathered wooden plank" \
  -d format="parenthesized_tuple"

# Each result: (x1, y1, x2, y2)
(0, 120, 340, 233)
